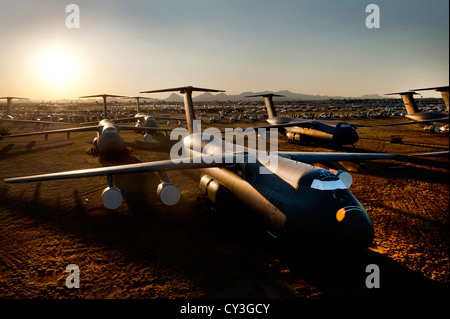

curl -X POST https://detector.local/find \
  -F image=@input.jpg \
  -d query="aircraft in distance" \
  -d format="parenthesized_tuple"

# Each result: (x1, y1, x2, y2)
(245, 93, 368, 146)
(1, 96, 73, 136)
(384, 86, 449, 133)
(1, 94, 173, 155)
(4, 86, 396, 249)
(119, 96, 186, 141)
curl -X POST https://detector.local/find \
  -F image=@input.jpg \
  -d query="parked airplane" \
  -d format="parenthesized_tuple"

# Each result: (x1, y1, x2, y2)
(245, 94, 368, 146)
(4, 86, 396, 249)
(1, 94, 172, 154)
(1, 96, 73, 136)
(121, 96, 186, 140)
(384, 86, 449, 132)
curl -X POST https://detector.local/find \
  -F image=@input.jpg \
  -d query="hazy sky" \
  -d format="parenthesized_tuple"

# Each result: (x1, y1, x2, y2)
(0, 0, 448, 100)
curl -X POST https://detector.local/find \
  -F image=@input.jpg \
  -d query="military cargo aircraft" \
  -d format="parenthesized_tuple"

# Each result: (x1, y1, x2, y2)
(4, 86, 396, 249)
(1, 94, 173, 154)
(245, 93, 369, 146)
(384, 86, 449, 133)
(1, 96, 73, 136)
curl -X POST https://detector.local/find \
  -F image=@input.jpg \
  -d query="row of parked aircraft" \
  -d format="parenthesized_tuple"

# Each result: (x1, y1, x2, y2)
(1, 85, 448, 250)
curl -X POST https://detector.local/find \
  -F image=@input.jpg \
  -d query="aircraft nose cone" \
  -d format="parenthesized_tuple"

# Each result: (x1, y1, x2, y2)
(336, 209, 374, 249)
(333, 128, 359, 145)
(97, 134, 126, 154)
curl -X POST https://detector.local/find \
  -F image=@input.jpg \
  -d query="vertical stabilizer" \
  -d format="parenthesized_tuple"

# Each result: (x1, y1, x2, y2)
(244, 93, 285, 118)
(140, 86, 225, 134)
(79, 94, 128, 120)
(386, 92, 420, 114)
(0, 97, 29, 115)
(411, 86, 449, 112)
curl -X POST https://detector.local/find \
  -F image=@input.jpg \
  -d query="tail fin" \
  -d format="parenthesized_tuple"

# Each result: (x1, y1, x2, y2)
(140, 86, 225, 134)
(0, 97, 29, 115)
(79, 94, 128, 120)
(411, 86, 449, 112)
(130, 96, 147, 114)
(386, 92, 420, 114)
(244, 93, 285, 118)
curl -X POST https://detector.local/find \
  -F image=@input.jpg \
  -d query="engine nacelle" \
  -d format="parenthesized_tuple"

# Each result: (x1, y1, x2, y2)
(101, 186, 123, 210)
(157, 182, 181, 206)
(199, 175, 223, 203)
(330, 169, 352, 188)
(144, 133, 152, 143)
(424, 125, 440, 133)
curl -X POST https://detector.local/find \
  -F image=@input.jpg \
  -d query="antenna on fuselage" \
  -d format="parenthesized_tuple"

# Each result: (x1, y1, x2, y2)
(0, 97, 29, 116)
(140, 86, 225, 134)
(385, 91, 420, 115)
(79, 94, 128, 119)
(410, 86, 449, 112)
(244, 93, 285, 118)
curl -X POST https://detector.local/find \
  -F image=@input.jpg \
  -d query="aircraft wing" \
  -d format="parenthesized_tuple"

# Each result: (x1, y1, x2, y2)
(377, 117, 449, 126)
(0, 118, 75, 126)
(273, 151, 396, 162)
(412, 151, 449, 157)
(4, 157, 229, 184)
(117, 125, 174, 132)
(239, 120, 371, 131)
(0, 126, 100, 139)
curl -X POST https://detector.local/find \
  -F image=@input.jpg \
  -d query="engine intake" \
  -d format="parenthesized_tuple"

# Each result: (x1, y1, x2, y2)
(199, 175, 222, 203)
(101, 186, 123, 210)
(157, 182, 181, 206)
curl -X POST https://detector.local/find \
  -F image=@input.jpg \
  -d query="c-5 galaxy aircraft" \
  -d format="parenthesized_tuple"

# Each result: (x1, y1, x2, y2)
(245, 93, 368, 146)
(1, 96, 74, 136)
(119, 96, 186, 142)
(4, 86, 395, 249)
(384, 86, 449, 133)
(1, 94, 173, 155)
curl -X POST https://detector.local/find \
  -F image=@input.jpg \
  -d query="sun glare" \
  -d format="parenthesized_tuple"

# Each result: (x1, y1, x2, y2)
(37, 47, 80, 88)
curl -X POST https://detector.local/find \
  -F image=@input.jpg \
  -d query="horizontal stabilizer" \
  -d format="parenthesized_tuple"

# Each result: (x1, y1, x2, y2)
(140, 86, 225, 94)
(410, 86, 449, 92)
(0, 97, 29, 100)
(385, 92, 418, 96)
(79, 94, 129, 98)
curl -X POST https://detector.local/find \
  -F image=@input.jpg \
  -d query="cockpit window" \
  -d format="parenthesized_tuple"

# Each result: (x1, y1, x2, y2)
(310, 179, 347, 190)
(310, 170, 347, 190)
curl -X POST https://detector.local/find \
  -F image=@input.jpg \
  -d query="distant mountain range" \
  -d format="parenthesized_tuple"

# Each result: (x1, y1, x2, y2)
(163, 90, 387, 102)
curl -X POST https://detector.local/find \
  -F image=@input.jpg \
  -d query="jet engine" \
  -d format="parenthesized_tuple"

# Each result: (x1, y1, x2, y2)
(101, 186, 123, 210)
(143, 133, 152, 143)
(424, 125, 440, 133)
(199, 175, 225, 203)
(286, 131, 302, 144)
(157, 182, 181, 205)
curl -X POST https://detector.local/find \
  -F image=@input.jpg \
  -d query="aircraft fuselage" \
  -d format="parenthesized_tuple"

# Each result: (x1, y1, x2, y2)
(184, 133, 373, 249)
(267, 116, 359, 145)
(96, 119, 126, 154)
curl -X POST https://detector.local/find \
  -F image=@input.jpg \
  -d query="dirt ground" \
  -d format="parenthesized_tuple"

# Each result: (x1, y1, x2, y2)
(0, 116, 448, 302)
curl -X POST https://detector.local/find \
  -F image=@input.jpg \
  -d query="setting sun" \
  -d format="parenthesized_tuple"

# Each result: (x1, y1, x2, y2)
(36, 46, 80, 88)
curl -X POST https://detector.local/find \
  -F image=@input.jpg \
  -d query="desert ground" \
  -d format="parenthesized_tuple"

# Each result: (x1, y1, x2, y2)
(0, 113, 448, 302)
